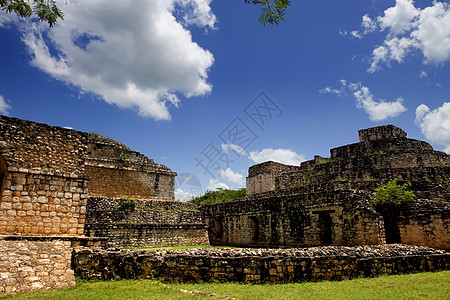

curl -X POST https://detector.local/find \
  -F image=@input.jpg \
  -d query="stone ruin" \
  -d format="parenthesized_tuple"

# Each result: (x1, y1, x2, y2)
(0, 115, 207, 293)
(202, 125, 450, 250)
(0, 117, 448, 292)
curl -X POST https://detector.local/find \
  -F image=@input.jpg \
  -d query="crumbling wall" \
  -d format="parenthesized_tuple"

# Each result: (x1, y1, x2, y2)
(85, 136, 176, 200)
(0, 116, 88, 235)
(397, 200, 450, 250)
(0, 237, 75, 294)
(84, 197, 208, 248)
(72, 245, 448, 284)
(202, 190, 385, 247)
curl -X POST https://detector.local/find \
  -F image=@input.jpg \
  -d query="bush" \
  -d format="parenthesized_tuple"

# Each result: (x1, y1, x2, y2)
(189, 188, 246, 206)
(370, 179, 416, 211)
(116, 197, 137, 211)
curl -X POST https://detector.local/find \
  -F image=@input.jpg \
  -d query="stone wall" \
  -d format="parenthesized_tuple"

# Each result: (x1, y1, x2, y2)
(85, 136, 176, 200)
(85, 197, 209, 248)
(358, 125, 407, 142)
(0, 171, 88, 235)
(398, 200, 450, 250)
(202, 190, 385, 247)
(0, 116, 89, 236)
(85, 166, 174, 200)
(0, 237, 75, 294)
(72, 245, 448, 284)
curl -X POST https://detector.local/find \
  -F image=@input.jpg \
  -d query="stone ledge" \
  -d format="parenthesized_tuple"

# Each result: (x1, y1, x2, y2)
(0, 235, 107, 247)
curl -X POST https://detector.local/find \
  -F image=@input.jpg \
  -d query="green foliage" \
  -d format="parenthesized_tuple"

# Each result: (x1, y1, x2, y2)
(118, 152, 130, 163)
(189, 188, 246, 206)
(116, 197, 137, 212)
(316, 158, 334, 165)
(1, 0, 64, 27)
(245, 0, 290, 26)
(370, 179, 416, 211)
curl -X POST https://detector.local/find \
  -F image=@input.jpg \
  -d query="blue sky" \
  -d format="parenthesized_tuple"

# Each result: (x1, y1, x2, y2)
(1, 0, 449, 200)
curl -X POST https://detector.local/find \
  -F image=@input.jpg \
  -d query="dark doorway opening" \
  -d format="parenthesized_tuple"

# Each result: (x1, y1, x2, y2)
(383, 213, 401, 244)
(318, 211, 333, 245)
(249, 216, 259, 242)
(0, 156, 6, 197)
(212, 218, 223, 239)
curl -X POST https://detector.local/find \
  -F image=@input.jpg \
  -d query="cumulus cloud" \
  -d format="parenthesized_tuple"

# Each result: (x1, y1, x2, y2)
(0, 95, 11, 115)
(218, 168, 245, 186)
(175, 188, 195, 202)
(221, 143, 246, 156)
(350, 0, 450, 72)
(415, 102, 450, 153)
(249, 148, 305, 166)
(321, 80, 407, 121)
(5, 0, 216, 120)
(207, 178, 229, 191)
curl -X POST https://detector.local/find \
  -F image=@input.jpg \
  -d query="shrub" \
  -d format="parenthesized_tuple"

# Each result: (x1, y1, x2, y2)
(116, 197, 137, 211)
(370, 179, 415, 211)
(189, 188, 246, 206)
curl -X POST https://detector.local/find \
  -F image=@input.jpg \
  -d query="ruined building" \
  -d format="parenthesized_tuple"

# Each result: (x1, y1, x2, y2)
(0, 115, 207, 293)
(203, 125, 450, 250)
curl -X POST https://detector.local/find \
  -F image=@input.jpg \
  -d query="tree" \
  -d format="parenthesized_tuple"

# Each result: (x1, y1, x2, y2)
(245, 0, 291, 26)
(370, 179, 416, 212)
(0, 0, 64, 27)
(189, 188, 246, 206)
(1, 1, 290, 27)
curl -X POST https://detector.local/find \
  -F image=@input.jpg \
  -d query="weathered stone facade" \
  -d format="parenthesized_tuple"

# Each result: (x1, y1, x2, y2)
(84, 197, 208, 248)
(0, 115, 205, 294)
(205, 125, 450, 250)
(72, 245, 448, 284)
(0, 237, 74, 294)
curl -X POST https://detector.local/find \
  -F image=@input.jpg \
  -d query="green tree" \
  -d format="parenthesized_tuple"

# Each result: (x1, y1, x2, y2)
(189, 188, 246, 206)
(1, 0, 64, 27)
(245, 0, 291, 26)
(370, 179, 416, 211)
(1, 1, 290, 27)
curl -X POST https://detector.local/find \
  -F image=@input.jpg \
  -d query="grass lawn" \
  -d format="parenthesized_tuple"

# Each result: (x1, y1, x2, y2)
(2, 271, 449, 300)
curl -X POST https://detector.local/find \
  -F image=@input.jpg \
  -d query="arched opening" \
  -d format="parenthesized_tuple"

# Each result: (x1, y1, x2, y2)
(0, 155, 7, 197)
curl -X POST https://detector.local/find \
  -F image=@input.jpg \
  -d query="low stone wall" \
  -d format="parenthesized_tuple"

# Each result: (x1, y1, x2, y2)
(0, 237, 75, 294)
(72, 245, 448, 284)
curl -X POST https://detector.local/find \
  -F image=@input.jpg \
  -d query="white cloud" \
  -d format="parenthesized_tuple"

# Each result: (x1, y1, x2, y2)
(221, 143, 246, 155)
(249, 148, 305, 166)
(350, 0, 450, 72)
(378, 0, 419, 35)
(415, 102, 450, 153)
(0, 95, 11, 115)
(218, 168, 245, 186)
(351, 84, 407, 121)
(5, 0, 216, 120)
(419, 70, 428, 78)
(321, 80, 407, 121)
(175, 188, 195, 202)
(207, 178, 229, 191)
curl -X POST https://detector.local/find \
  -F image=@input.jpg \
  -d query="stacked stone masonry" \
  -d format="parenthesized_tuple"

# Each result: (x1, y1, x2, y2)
(0, 115, 190, 294)
(84, 197, 209, 248)
(72, 245, 449, 284)
(0, 237, 75, 294)
(208, 125, 450, 250)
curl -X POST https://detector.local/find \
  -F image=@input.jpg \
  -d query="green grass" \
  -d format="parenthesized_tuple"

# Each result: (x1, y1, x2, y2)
(3, 271, 449, 300)
(174, 271, 450, 300)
